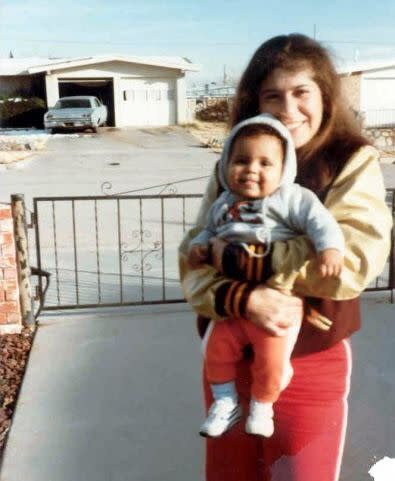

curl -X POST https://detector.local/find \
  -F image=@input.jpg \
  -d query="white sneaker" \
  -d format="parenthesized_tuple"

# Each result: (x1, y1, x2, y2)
(245, 400, 274, 437)
(199, 398, 242, 438)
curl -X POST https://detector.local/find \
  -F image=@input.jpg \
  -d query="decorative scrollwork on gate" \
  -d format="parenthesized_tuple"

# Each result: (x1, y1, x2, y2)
(157, 183, 178, 195)
(121, 230, 162, 272)
(100, 175, 210, 196)
(101, 181, 113, 195)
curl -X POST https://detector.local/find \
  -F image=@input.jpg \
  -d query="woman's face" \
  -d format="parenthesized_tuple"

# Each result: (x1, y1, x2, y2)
(259, 68, 324, 148)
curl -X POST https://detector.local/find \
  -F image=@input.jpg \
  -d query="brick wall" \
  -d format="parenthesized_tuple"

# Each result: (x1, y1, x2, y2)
(0, 204, 22, 333)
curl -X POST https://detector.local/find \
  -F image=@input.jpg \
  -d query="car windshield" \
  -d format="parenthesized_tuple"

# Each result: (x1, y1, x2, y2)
(55, 99, 91, 109)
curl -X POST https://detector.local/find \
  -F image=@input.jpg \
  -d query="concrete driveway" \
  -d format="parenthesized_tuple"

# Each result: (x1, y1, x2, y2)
(1, 128, 394, 213)
(0, 127, 219, 207)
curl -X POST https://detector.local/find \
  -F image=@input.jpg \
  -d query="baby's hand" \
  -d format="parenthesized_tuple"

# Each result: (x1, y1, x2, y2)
(317, 249, 343, 278)
(188, 244, 209, 269)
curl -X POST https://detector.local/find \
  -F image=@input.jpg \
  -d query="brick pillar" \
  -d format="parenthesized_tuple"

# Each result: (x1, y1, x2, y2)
(0, 203, 22, 334)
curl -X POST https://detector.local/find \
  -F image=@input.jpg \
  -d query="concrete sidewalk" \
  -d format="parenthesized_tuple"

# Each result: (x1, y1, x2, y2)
(0, 304, 205, 481)
(0, 294, 394, 481)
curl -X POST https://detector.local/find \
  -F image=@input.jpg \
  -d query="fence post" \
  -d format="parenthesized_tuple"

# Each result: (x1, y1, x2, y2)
(0, 201, 22, 333)
(11, 194, 34, 326)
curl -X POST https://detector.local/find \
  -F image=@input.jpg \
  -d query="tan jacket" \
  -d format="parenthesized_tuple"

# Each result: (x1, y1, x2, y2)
(179, 145, 393, 322)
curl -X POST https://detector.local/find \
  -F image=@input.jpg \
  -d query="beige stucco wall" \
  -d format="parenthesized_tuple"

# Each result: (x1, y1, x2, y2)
(340, 73, 362, 111)
(43, 61, 186, 125)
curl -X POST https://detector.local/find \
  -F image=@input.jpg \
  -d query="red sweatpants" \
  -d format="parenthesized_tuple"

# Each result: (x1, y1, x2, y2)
(204, 318, 301, 402)
(202, 331, 352, 481)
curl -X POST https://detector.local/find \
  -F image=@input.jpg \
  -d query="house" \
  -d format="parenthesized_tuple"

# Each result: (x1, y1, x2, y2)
(0, 55, 199, 127)
(338, 59, 395, 127)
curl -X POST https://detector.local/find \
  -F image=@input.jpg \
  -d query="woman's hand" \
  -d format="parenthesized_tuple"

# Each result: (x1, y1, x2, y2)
(209, 238, 303, 336)
(245, 286, 303, 337)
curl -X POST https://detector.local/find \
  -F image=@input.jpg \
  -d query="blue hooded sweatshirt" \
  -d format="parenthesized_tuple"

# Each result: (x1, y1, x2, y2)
(191, 113, 344, 256)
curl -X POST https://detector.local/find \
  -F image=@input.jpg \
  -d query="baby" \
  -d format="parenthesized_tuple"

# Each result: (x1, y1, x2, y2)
(188, 114, 344, 438)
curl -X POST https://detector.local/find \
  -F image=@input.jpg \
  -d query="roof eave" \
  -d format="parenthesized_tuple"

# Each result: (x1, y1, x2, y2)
(338, 63, 395, 76)
(27, 56, 200, 74)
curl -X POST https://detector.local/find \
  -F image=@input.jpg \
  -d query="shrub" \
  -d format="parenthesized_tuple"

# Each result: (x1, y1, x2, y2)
(196, 99, 231, 122)
(0, 97, 47, 128)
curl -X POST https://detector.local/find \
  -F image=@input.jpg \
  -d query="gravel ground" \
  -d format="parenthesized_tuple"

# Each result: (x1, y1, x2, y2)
(183, 120, 228, 151)
(0, 327, 35, 457)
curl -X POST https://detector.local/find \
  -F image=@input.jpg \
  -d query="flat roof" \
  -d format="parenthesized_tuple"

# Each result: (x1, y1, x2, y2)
(337, 58, 395, 75)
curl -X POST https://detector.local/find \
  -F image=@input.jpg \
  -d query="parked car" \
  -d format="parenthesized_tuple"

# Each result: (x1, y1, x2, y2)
(44, 96, 108, 133)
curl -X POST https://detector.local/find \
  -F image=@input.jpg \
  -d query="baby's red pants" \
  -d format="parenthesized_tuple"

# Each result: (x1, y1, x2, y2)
(203, 334, 352, 481)
(204, 318, 301, 402)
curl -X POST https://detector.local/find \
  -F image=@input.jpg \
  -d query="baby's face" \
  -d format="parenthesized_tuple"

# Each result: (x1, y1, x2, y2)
(227, 134, 284, 199)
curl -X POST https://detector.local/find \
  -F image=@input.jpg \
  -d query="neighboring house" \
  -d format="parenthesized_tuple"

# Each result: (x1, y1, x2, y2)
(0, 55, 199, 127)
(338, 59, 395, 127)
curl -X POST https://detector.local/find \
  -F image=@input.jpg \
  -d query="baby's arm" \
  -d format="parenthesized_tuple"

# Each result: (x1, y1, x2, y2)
(288, 186, 345, 275)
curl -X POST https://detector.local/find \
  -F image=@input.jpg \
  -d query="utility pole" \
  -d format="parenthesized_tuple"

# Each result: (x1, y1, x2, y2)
(313, 24, 317, 40)
(223, 64, 228, 85)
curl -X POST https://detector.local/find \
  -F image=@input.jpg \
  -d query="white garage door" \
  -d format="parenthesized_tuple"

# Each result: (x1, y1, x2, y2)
(119, 78, 176, 126)
(361, 78, 395, 126)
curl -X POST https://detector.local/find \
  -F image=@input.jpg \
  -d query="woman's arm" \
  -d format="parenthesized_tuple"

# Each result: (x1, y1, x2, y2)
(179, 169, 229, 320)
(267, 146, 393, 299)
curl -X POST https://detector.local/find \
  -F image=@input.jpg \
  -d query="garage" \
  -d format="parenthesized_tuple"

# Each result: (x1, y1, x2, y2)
(58, 78, 115, 126)
(41, 56, 199, 127)
(0, 55, 199, 128)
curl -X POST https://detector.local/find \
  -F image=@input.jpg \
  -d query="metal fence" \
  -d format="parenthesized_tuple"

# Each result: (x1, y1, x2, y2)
(32, 189, 394, 311)
(33, 194, 202, 310)
(187, 86, 236, 99)
(366, 188, 395, 299)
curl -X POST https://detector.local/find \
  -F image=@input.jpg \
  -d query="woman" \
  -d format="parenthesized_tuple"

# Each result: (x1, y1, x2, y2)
(179, 34, 392, 481)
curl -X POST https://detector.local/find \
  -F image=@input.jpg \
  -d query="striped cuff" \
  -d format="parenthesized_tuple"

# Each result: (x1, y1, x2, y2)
(222, 243, 274, 282)
(215, 281, 255, 318)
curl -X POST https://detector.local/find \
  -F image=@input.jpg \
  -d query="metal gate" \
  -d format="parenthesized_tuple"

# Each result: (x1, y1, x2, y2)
(32, 190, 395, 311)
(32, 194, 203, 311)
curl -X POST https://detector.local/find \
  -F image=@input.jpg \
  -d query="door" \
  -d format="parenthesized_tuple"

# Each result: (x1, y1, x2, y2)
(119, 78, 176, 126)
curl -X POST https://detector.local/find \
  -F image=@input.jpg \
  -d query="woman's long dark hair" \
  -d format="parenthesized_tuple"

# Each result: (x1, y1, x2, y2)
(230, 33, 369, 193)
